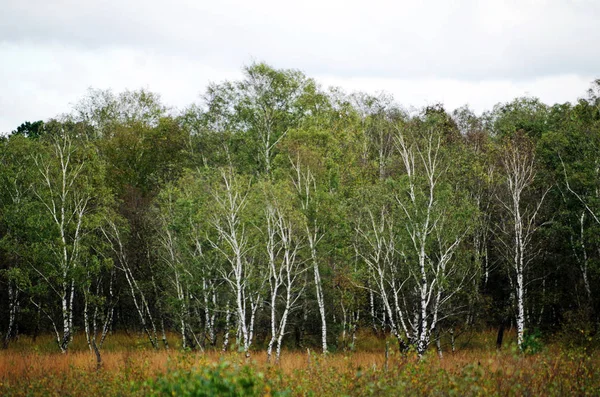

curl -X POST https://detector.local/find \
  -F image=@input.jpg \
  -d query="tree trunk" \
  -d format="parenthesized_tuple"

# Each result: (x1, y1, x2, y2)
(222, 301, 231, 352)
(496, 323, 505, 350)
(3, 283, 19, 349)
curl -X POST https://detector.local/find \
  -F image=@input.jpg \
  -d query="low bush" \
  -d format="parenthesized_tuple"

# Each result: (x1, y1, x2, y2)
(138, 361, 289, 397)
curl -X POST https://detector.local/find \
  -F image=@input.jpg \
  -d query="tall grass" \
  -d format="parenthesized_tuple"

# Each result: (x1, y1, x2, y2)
(1, 330, 598, 396)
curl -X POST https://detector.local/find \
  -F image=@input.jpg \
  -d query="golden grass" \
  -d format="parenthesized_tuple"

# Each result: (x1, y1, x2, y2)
(0, 348, 389, 383)
(2, 329, 598, 396)
(0, 327, 514, 381)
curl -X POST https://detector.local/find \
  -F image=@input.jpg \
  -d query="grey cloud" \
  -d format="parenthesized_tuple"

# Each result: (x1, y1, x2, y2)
(1, 0, 599, 80)
(1, 0, 598, 133)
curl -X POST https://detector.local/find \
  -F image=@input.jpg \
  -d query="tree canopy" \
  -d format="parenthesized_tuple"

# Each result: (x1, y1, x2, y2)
(2, 63, 600, 357)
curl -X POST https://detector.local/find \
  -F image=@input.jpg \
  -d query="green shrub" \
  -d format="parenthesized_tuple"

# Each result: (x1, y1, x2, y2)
(522, 329, 544, 354)
(138, 361, 289, 397)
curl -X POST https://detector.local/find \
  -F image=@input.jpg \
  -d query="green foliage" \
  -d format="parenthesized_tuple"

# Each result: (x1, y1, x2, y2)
(522, 329, 544, 355)
(139, 361, 289, 397)
(10, 120, 45, 139)
(197, 62, 329, 174)
(487, 97, 549, 139)
(3, 63, 600, 361)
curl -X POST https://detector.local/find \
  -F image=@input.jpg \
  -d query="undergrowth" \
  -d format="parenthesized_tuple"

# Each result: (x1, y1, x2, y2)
(1, 331, 599, 396)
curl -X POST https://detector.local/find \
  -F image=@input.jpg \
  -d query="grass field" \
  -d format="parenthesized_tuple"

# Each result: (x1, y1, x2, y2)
(1, 330, 599, 396)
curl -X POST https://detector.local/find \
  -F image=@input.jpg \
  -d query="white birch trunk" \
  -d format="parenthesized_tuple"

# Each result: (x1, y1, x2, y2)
(32, 131, 90, 353)
(291, 159, 328, 354)
(222, 301, 231, 352)
(211, 169, 266, 358)
(309, 232, 328, 354)
(3, 283, 19, 348)
(498, 135, 547, 351)
(392, 127, 467, 357)
(102, 220, 159, 349)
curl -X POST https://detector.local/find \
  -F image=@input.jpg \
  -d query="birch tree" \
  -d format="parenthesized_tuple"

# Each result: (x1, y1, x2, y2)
(0, 135, 35, 348)
(155, 182, 220, 351)
(496, 133, 548, 350)
(210, 168, 264, 357)
(188, 215, 222, 350)
(560, 154, 600, 306)
(355, 205, 411, 350)
(156, 192, 192, 350)
(30, 121, 105, 352)
(200, 63, 325, 175)
(264, 195, 305, 363)
(291, 158, 328, 354)
(351, 93, 402, 180)
(538, 98, 600, 311)
(390, 121, 475, 357)
(101, 216, 161, 349)
(456, 108, 496, 289)
(161, 171, 227, 351)
(82, 261, 115, 368)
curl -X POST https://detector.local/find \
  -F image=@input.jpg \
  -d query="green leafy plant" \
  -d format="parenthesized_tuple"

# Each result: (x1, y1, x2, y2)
(139, 361, 290, 397)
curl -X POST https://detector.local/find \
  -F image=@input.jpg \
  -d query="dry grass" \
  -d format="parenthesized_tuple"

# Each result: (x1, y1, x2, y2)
(0, 346, 389, 382)
(0, 328, 515, 382)
(1, 330, 599, 396)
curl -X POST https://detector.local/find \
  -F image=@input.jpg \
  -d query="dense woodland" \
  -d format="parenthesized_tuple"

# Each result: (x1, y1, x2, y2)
(1, 63, 600, 361)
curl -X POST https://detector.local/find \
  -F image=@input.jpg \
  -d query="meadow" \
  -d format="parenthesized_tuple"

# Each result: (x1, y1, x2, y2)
(1, 330, 599, 396)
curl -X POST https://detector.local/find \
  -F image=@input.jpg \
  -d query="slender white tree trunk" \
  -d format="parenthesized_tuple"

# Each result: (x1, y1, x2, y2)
(3, 283, 19, 348)
(275, 304, 291, 363)
(499, 135, 546, 351)
(309, 232, 327, 354)
(222, 301, 231, 352)
(516, 266, 525, 349)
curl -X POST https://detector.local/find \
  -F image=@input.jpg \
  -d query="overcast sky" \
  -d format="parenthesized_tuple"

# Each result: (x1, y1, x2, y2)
(1, 0, 599, 133)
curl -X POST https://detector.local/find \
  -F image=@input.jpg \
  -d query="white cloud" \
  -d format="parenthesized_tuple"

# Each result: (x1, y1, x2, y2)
(0, 43, 242, 132)
(318, 74, 593, 113)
